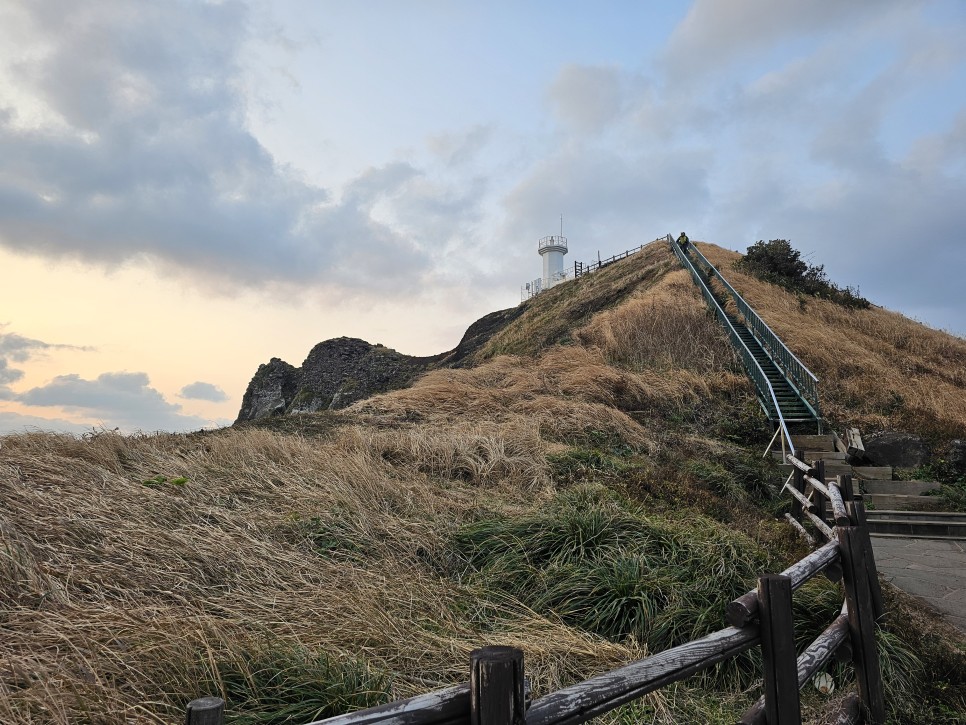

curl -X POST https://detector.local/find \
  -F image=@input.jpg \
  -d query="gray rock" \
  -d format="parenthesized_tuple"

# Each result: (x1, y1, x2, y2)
(234, 304, 527, 425)
(863, 431, 929, 469)
(235, 358, 300, 422)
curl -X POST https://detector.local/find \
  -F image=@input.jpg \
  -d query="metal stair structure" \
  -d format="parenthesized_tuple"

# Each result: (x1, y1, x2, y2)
(667, 235, 822, 444)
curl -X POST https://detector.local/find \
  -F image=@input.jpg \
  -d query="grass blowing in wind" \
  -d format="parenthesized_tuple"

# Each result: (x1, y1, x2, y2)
(1, 240, 964, 723)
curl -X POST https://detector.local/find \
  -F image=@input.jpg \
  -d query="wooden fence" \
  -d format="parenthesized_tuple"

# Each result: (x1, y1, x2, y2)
(186, 456, 886, 725)
(573, 244, 648, 279)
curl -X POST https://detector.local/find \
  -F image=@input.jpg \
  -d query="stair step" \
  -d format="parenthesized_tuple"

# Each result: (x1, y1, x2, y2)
(791, 435, 836, 451)
(864, 493, 944, 511)
(861, 480, 940, 496)
(864, 510, 966, 523)
(864, 511, 966, 539)
(852, 466, 894, 480)
(799, 451, 847, 461)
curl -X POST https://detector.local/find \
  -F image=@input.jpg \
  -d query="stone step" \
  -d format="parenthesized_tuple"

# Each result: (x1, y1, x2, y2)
(791, 434, 836, 451)
(852, 466, 894, 480)
(777, 463, 894, 480)
(864, 511, 966, 539)
(861, 479, 940, 496)
(864, 493, 944, 511)
(865, 510, 966, 523)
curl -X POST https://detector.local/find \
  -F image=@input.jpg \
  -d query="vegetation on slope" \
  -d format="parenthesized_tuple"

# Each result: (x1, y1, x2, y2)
(735, 238, 870, 310)
(2, 240, 964, 724)
(699, 242, 966, 444)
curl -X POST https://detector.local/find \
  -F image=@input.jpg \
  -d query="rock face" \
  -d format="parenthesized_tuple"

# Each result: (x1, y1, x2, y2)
(234, 338, 431, 423)
(235, 305, 524, 424)
(863, 431, 929, 469)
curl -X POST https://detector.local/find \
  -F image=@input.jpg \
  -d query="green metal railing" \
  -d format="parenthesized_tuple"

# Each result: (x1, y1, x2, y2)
(682, 242, 821, 420)
(667, 235, 796, 457)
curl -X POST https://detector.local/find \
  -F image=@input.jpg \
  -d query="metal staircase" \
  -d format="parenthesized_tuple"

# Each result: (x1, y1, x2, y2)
(667, 235, 822, 441)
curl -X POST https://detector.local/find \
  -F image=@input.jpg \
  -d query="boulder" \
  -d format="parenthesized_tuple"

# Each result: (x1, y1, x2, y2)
(862, 431, 928, 469)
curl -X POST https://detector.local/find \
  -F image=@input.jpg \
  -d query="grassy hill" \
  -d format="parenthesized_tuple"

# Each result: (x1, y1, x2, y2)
(2, 239, 964, 724)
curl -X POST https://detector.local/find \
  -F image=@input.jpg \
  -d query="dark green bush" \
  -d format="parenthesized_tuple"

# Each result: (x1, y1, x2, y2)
(735, 239, 870, 310)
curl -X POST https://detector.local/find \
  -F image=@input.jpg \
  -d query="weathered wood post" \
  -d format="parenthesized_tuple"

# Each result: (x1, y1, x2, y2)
(812, 459, 827, 528)
(470, 646, 526, 725)
(185, 696, 225, 725)
(790, 465, 806, 525)
(837, 527, 886, 724)
(757, 574, 801, 725)
(837, 474, 855, 505)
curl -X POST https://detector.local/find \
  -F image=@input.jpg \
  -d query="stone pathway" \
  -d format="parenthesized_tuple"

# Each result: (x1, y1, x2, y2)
(871, 536, 966, 632)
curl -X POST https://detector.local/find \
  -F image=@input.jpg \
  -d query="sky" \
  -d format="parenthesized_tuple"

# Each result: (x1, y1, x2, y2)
(1, 0, 964, 435)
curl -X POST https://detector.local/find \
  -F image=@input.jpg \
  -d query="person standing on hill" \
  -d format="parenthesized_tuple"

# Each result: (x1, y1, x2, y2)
(677, 232, 689, 248)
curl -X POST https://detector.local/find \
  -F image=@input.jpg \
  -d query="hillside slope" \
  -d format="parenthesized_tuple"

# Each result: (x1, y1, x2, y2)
(2, 239, 964, 724)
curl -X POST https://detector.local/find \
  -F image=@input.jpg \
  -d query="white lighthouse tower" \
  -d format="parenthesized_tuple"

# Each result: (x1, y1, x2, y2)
(538, 217, 568, 289)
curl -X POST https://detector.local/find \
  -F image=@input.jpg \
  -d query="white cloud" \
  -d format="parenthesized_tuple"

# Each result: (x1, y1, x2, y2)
(547, 65, 623, 134)
(179, 381, 229, 402)
(0, 1, 455, 297)
(17, 371, 212, 433)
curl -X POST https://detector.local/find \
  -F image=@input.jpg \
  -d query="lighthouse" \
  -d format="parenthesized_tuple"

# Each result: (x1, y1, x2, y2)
(538, 232, 568, 289)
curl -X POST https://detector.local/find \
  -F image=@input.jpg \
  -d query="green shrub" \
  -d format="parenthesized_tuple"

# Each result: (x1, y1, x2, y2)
(202, 641, 391, 725)
(735, 239, 870, 310)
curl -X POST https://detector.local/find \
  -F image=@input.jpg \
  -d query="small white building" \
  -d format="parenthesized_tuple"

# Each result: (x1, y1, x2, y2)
(538, 234, 568, 288)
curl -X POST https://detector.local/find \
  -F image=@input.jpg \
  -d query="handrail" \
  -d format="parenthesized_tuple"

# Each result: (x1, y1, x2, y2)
(666, 235, 795, 458)
(683, 243, 821, 416)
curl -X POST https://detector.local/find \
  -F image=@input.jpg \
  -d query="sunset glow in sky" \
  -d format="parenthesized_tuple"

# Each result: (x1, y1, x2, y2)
(2, 1, 965, 434)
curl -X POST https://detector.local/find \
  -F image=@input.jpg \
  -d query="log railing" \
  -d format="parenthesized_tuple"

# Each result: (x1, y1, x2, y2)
(186, 453, 887, 725)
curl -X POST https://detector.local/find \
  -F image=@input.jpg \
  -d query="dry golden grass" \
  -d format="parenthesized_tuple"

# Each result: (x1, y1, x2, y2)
(474, 241, 677, 360)
(698, 243, 966, 439)
(576, 268, 740, 374)
(356, 345, 745, 454)
(0, 427, 639, 723)
(5, 237, 964, 723)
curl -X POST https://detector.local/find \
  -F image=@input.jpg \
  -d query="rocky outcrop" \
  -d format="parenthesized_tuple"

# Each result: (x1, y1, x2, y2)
(863, 431, 929, 469)
(235, 358, 299, 422)
(235, 305, 523, 424)
(234, 338, 431, 424)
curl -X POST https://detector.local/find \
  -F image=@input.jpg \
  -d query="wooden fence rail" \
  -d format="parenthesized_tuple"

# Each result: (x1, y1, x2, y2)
(573, 244, 648, 279)
(186, 456, 886, 725)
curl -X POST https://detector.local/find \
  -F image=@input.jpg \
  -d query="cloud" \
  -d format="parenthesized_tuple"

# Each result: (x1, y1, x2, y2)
(0, 410, 93, 436)
(179, 381, 229, 402)
(547, 65, 623, 134)
(0, 1, 441, 296)
(17, 371, 211, 432)
(661, 0, 911, 83)
(0, 326, 91, 397)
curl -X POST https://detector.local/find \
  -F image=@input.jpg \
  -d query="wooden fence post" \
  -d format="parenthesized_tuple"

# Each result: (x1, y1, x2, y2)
(758, 574, 801, 725)
(470, 646, 526, 725)
(837, 474, 854, 505)
(185, 697, 225, 725)
(791, 466, 805, 525)
(812, 460, 827, 527)
(837, 527, 885, 724)
(851, 499, 885, 622)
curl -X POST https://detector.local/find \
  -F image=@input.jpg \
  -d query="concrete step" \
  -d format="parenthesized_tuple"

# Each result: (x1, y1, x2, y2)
(864, 511, 966, 539)
(802, 451, 848, 461)
(864, 493, 944, 511)
(852, 466, 894, 480)
(777, 463, 894, 480)
(791, 434, 836, 451)
(861, 479, 940, 496)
